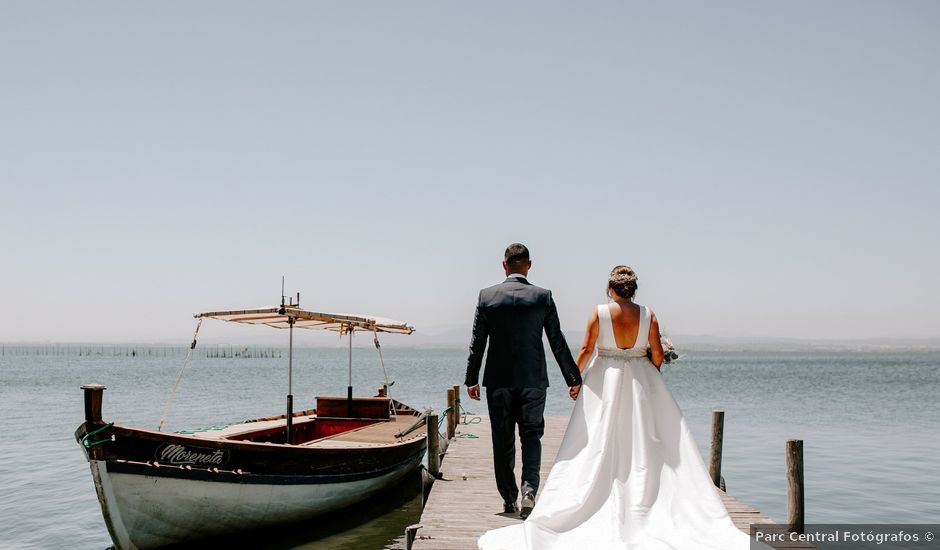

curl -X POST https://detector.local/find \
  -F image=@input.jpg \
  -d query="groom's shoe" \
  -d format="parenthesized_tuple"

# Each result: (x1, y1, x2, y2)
(520, 483, 536, 519)
(503, 501, 519, 514)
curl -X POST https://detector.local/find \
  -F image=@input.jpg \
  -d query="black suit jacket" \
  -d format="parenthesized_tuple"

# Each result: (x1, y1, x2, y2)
(465, 276, 582, 389)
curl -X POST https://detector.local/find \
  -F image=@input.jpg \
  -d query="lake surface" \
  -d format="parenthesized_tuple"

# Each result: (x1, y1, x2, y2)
(1, 347, 938, 549)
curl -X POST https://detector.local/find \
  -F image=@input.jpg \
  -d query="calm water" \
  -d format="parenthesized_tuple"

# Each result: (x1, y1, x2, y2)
(1, 347, 938, 549)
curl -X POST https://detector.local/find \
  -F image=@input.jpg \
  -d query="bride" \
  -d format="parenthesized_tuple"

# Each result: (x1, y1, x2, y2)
(478, 266, 757, 549)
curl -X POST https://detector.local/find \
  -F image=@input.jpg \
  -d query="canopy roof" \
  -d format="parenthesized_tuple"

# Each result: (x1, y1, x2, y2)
(194, 307, 415, 334)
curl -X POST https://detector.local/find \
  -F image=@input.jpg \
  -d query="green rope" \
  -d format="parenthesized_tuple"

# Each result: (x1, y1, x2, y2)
(437, 405, 452, 439)
(174, 424, 231, 435)
(437, 402, 483, 438)
(440, 405, 482, 424)
(81, 422, 115, 448)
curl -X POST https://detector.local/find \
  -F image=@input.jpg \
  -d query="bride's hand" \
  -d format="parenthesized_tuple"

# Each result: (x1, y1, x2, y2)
(569, 384, 581, 401)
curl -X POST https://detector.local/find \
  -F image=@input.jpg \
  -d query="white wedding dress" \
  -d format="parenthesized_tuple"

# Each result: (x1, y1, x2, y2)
(478, 303, 757, 550)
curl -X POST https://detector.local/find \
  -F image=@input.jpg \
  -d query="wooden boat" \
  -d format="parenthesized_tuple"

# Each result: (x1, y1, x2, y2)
(75, 299, 427, 550)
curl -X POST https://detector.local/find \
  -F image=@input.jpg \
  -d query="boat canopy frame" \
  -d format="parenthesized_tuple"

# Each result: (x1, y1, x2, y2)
(193, 307, 415, 334)
(192, 305, 414, 443)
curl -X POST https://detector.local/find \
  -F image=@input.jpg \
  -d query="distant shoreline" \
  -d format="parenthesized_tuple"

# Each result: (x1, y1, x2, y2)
(2, 339, 939, 353)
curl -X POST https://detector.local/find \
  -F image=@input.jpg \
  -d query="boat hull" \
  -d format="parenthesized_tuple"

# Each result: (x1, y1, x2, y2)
(89, 454, 421, 550)
(76, 408, 427, 549)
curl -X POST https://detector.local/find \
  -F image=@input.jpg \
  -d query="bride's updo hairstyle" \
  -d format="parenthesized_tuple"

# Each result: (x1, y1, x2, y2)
(608, 265, 638, 300)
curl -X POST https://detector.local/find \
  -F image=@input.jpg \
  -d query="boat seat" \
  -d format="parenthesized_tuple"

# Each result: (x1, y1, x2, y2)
(315, 396, 391, 420)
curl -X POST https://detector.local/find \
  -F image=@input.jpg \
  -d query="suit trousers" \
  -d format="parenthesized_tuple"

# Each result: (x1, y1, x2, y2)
(485, 387, 546, 505)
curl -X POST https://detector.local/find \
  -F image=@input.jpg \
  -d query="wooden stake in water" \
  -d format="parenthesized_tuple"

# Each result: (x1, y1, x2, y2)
(427, 414, 440, 478)
(787, 439, 804, 534)
(446, 388, 456, 439)
(709, 410, 724, 488)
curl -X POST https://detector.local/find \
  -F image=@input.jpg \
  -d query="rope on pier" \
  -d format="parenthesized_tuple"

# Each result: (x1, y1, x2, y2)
(439, 403, 483, 439)
(463, 415, 482, 425)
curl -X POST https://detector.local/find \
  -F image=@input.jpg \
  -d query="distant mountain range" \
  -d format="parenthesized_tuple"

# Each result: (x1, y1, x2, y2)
(649, 334, 940, 352)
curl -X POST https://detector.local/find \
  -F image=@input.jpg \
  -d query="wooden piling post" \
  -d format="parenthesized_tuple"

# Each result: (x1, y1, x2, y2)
(446, 388, 456, 439)
(787, 439, 804, 534)
(709, 410, 724, 488)
(81, 383, 107, 424)
(427, 414, 440, 478)
(452, 383, 461, 425)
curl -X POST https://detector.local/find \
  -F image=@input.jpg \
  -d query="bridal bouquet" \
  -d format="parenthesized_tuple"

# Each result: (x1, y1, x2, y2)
(649, 331, 681, 364)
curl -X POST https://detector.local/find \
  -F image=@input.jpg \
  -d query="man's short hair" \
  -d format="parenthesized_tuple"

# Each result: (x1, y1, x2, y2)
(504, 243, 530, 266)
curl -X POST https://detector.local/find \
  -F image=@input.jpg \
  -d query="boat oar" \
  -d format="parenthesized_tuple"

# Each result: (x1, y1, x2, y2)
(395, 408, 431, 439)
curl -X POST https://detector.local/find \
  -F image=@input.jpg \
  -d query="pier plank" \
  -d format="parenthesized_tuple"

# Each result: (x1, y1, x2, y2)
(412, 414, 813, 549)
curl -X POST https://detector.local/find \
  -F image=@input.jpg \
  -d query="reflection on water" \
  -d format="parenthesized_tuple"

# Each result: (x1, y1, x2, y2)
(168, 471, 425, 550)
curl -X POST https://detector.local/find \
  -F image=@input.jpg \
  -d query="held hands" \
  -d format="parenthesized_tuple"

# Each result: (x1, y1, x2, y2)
(467, 385, 481, 401)
(569, 384, 582, 401)
(469, 383, 580, 400)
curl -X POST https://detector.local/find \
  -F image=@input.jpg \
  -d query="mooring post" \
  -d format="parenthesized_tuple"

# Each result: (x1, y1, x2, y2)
(405, 523, 422, 550)
(787, 439, 805, 534)
(709, 410, 724, 488)
(446, 388, 456, 439)
(452, 383, 461, 425)
(427, 414, 441, 478)
(81, 384, 107, 425)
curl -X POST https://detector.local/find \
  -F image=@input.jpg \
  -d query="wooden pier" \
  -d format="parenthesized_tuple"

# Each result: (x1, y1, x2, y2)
(410, 403, 812, 549)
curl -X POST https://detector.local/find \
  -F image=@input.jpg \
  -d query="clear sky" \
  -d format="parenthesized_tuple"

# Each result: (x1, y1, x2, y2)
(1, 1, 937, 343)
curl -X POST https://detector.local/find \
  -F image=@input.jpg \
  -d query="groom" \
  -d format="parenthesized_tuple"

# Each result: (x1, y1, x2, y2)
(465, 243, 582, 519)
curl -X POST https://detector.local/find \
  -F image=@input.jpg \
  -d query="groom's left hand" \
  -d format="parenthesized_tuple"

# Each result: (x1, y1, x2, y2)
(569, 384, 581, 401)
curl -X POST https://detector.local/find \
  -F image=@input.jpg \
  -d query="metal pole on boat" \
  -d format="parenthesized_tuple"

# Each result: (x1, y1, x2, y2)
(347, 326, 354, 418)
(286, 317, 294, 444)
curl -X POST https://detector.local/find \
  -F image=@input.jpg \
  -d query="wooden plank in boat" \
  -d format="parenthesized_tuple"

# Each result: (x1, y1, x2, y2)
(303, 415, 422, 448)
(181, 410, 422, 449)
(184, 418, 313, 440)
